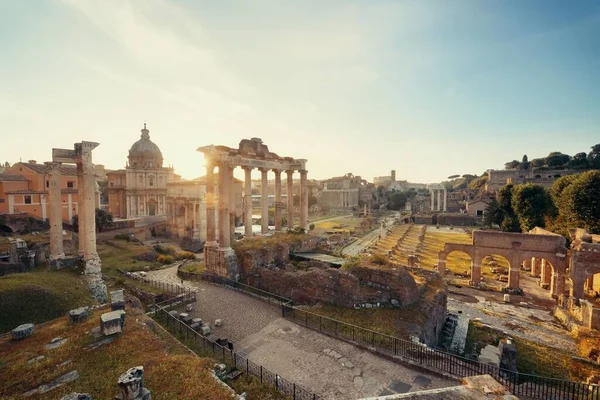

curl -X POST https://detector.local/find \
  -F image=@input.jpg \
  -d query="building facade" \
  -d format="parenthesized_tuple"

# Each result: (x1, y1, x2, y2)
(107, 124, 177, 219)
(0, 161, 99, 224)
(485, 168, 581, 193)
(318, 173, 374, 210)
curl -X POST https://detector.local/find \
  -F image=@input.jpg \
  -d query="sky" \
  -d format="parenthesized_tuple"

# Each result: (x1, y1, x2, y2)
(1, 0, 599, 183)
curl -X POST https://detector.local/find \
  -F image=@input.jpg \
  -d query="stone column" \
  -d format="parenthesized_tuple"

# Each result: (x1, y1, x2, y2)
(81, 146, 98, 259)
(273, 169, 282, 231)
(437, 190, 441, 212)
(243, 167, 253, 238)
(430, 189, 434, 211)
(218, 163, 231, 248)
(77, 163, 86, 256)
(550, 271, 559, 298)
(286, 170, 294, 229)
(443, 189, 448, 212)
(540, 259, 551, 287)
(46, 162, 64, 259)
(508, 256, 520, 290)
(470, 262, 481, 286)
(437, 260, 446, 277)
(300, 170, 309, 231)
(556, 270, 566, 298)
(193, 200, 199, 239)
(205, 164, 216, 246)
(229, 165, 236, 241)
(260, 168, 269, 234)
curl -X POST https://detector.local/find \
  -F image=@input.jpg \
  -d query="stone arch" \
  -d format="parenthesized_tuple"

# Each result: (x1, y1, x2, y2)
(438, 243, 473, 277)
(478, 253, 512, 286)
(518, 252, 567, 298)
(0, 224, 14, 234)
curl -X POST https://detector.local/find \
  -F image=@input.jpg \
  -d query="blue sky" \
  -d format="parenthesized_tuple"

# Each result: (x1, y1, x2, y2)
(0, 0, 599, 183)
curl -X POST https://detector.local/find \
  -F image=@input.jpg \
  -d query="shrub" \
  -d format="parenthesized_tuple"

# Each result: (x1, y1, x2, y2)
(154, 244, 176, 255)
(341, 256, 360, 271)
(157, 255, 175, 264)
(114, 233, 131, 241)
(136, 250, 159, 262)
(371, 253, 389, 266)
(309, 223, 315, 231)
(174, 251, 196, 261)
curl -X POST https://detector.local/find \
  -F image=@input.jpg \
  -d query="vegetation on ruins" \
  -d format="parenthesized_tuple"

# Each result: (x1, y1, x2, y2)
(72, 208, 113, 232)
(487, 170, 600, 235)
(503, 143, 600, 171)
(442, 173, 487, 191)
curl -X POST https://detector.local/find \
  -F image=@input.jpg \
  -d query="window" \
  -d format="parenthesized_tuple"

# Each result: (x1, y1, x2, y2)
(0, 198, 4, 203)
(46, 181, 49, 188)
(476, 209, 483, 217)
(67, 181, 74, 188)
(24, 195, 32, 204)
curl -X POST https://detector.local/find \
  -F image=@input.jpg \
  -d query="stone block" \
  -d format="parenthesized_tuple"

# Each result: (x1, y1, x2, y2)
(214, 319, 223, 327)
(179, 312, 189, 321)
(69, 307, 90, 323)
(12, 323, 34, 340)
(101, 310, 126, 336)
(110, 290, 125, 311)
(201, 325, 211, 335)
(192, 318, 203, 325)
(503, 294, 511, 303)
(45, 337, 68, 350)
(185, 304, 193, 312)
(189, 323, 200, 331)
(168, 311, 178, 319)
(61, 394, 93, 400)
(390, 299, 400, 307)
(116, 366, 151, 400)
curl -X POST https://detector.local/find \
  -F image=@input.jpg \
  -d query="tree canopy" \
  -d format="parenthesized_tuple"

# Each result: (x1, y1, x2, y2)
(503, 143, 600, 171)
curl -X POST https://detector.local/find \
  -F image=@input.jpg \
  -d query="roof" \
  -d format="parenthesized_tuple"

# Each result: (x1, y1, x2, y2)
(107, 169, 126, 176)
(0, 174, 28, 182)
(129, 125, 162, 155)
(5, 189, 45, 194)
(13, 162, 78, 176)
(467, 199, 489, 206)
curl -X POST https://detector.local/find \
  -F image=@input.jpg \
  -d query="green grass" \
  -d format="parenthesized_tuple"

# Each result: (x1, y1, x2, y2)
(0, 270, 94, 333)
(180, 262, 205, 274)
(97, 240, 162, 277)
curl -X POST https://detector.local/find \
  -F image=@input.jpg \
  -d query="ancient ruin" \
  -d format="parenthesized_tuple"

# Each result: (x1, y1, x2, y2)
(198, 138, 308, 278)
(438, 230, 567, 295)
(49, 142, 107, 302)
(428, 183, 448, 212)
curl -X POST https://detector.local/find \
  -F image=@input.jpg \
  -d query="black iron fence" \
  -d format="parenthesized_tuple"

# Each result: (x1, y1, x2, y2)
(154, 301, 319, 400)
(283, 305, 599, 400)
(178, 268, 599, 400)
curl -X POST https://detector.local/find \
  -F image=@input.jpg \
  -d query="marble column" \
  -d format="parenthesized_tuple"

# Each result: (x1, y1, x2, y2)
(286, 170, 294, 229)
(508, 255, 520, 290)
(81, 146, 98, 259)
(430, 189, 434, 211)
(77, 163, 86, 256)
(205, 164, 216, 246)
(300, 170, 308, 231)
(273, 169, 282, 231)
(218, 163, 231, 248)
(46, 162, 64, 259)
(229, 165, 236, 241)
(437, 190, 441, 212)
(193, 200, 199, 239)
(260, 168, 269, 234)
(243, 167, 253, 238)
(443, 189, 448, 212)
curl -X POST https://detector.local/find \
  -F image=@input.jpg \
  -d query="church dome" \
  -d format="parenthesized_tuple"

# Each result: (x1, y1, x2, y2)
(128, 124, 164, 168)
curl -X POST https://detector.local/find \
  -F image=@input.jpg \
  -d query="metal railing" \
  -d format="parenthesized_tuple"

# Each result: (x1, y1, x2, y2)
(178, 268, 599, 399)
(154, 300, 319, 400)
(282, 305, 599, 400)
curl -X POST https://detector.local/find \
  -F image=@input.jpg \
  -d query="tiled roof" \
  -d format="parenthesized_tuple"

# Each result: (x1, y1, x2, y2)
(0, 174, 28, 182)
(18, 162, 78, 176)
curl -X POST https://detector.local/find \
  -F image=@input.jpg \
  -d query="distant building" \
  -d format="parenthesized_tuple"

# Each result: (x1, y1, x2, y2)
(485, 168, 580, 193)
(373, 169, 426, 191)
(0, 161, 100, 224)
(466, 199, 489, 218)
(107, 124, 177, 219)
(318, 173, 374, 210)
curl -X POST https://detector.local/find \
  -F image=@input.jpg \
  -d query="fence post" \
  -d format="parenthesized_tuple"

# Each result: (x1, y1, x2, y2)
(260, 365, 263, 383)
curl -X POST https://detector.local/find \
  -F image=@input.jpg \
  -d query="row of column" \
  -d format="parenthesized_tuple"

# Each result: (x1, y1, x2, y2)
(430, 188, 447, 212)
(205, 163, 309, 251)
(46, 158, 98, 261)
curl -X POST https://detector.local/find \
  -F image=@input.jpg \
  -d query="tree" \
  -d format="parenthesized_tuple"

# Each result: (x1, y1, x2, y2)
(387, 191, 408, 211)
(588, 143, 600, 169)
(72, 209, 113, 232)
(504, 160, 521, 170)
(447, 175, 460, 179)
(530, 158, 546, 168)
(551, 171, 600, 234)
(469, 175, 488, 191)
(521, 155, 530, 170)
(546, 152, 570, 168)
(569, 152, 589, 170)
(484, 199, 503, 226)
(496, 184, 520, 232)
(511, 184, 550, 232)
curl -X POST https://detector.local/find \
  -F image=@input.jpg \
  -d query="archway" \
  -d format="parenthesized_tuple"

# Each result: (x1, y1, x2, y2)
(437, 243, 473, 278)
(478, 253, 512, 289)
(443, 250, 472, 280)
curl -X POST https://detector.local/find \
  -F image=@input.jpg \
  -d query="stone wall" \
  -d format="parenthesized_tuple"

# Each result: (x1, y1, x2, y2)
(419, 290, 447, 345)
(235, 236, 318, 273)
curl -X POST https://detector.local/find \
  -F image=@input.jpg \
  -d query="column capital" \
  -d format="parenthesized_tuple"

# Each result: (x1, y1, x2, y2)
(259, 167, 269, 174)
(285, 169, 295, 175)
(299, 169, 308, 174)
(272, 168, 282, 174)
(241, 165, 254, 172)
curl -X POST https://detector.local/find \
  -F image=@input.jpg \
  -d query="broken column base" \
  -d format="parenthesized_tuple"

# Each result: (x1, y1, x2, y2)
(115, 366, 151, 400)
(205, 246, 240, 280)
(49, 256, 82, 271)
(85, 274, 107, 304)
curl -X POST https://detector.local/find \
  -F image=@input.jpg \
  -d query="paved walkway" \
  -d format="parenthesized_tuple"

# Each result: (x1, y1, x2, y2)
(147, 266, 457, 399)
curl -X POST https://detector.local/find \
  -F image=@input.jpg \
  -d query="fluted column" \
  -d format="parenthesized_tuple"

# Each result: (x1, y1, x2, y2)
(443, 189, 447, 212)
(243, 167, 253, 238)
(286, 170, 294, 230)
(260, 168, 269, 234)
(430, 189, 434, 211)
(205, 164, 216, 246)
(218, 163, 231, 248)
(274, 169, 282, 231)
(46, 162, 64, 259)
(300, 169, 308, 231)
(229, 165, 236, 241)
(77, 163, 86, 256)
(81, 147, 98, 258)
(437, 190, 441, 212)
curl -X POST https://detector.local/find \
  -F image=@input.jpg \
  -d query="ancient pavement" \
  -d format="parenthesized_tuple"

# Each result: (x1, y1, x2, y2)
(342, 213, 399, 257)
(148, 266, 457, 399)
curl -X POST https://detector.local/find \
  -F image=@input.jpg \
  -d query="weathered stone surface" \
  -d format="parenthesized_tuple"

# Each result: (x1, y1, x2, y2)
(201, 325, 211, 335)
(61, 393, 92, 400)
(25, 370, 80, 396)
(215, 319, 223, 327)
(86, 275, 107, 304)
(110, 290, 125, 311)
(189, 323, 200, 331)
(168, 311, 178, 318)
(499, 339, 518, 373)
(69, 307, 90, 323)
(116, 366, 151, 400)
(45, 337, 68, 350)
(27, 355, 45, 364)
(192, 318, 203, 325)
(179, 312, 189, 321)
(101, 310, 126, 336)
(12, 323, 34, 340)
(185, 303, 194, 312)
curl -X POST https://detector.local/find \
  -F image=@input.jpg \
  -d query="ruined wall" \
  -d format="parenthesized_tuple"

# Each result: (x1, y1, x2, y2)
(235, 236, 318, 273)
(419, 290, 447, 345)
(246, 265, 420, 308)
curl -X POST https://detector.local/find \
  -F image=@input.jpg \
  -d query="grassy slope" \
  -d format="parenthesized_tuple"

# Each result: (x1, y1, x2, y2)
(0, 270, 94, 333)
(0, 307, 233, 399)
(464, 321, 600, 382)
